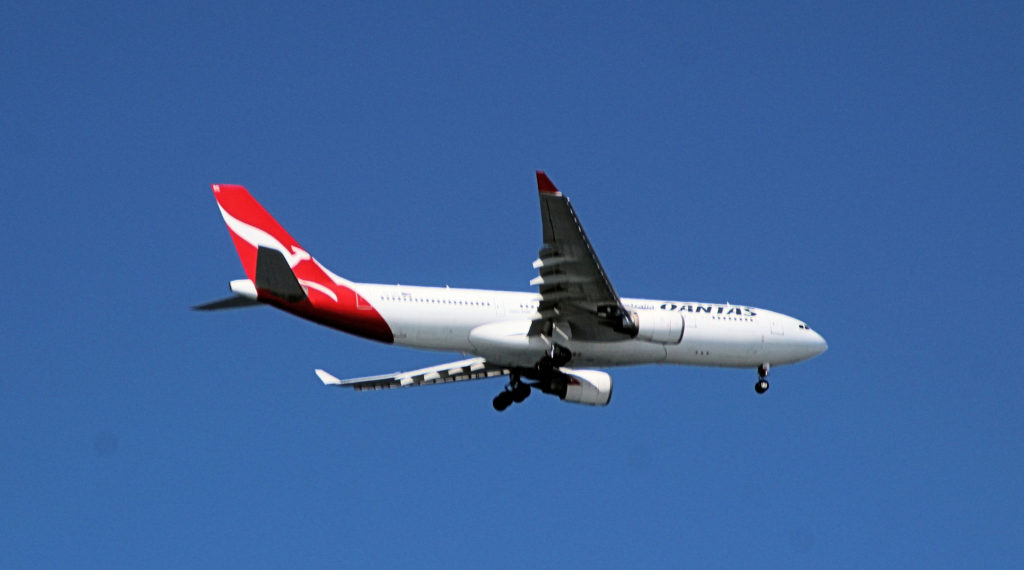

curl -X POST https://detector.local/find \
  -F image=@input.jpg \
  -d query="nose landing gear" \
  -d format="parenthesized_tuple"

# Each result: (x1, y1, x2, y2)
(755, 363, 770, 394)
(492, 373, 531, 412)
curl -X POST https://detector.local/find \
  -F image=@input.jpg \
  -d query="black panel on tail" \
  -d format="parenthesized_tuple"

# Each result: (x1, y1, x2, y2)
(255, 246, 307, 303)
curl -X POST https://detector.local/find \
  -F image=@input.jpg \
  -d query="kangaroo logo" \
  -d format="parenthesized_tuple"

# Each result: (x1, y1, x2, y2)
(218, 205, 311, 268)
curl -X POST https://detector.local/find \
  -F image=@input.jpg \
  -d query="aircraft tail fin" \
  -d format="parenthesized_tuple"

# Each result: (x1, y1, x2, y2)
(210, 184, 333, 287)
(205, 184, 395, 343)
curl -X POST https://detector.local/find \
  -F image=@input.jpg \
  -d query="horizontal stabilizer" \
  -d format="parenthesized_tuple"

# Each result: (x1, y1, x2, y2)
(192, 296, 262, 311)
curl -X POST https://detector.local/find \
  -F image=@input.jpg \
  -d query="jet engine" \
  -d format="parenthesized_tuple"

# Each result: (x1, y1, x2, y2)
(630, 309, 684, 344)
(549, 369, 612, 406)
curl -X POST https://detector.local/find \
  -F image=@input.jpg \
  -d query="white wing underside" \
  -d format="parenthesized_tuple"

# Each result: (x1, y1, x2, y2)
(316, 357, 510, 391)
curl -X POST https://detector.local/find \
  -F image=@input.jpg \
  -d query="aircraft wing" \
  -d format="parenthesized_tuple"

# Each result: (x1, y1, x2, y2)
(528, 172, 636, 342)
(316, 357, 510, 391)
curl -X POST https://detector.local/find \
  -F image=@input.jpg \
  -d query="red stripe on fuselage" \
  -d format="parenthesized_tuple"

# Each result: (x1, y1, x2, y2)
(254, 257, 394, 344)
(297, 276, 393, 343)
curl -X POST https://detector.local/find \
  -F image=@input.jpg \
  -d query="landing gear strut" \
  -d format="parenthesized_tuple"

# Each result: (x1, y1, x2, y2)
(755, 363, 770, 394)
(492, 373, 531, 412)
(544, 343, 572, 368)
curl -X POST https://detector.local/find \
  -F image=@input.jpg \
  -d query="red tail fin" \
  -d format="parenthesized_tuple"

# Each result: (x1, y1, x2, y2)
(211, 184, 330, 285)
(209, 184, 394, 343)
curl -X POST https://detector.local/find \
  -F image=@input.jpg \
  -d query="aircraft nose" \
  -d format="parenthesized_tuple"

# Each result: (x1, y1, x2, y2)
(810, 331, 828, 357)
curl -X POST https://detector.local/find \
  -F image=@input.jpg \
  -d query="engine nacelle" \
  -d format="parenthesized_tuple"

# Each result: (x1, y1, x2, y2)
(557, 369, 613, 406)
(631, 309, 684, 344)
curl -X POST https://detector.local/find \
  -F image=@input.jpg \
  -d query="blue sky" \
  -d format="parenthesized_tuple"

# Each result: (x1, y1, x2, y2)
(2, 2, 1022, 567)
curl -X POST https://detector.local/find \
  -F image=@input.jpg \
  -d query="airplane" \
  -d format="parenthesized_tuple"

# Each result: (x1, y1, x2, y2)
(197, 172, 827, 411)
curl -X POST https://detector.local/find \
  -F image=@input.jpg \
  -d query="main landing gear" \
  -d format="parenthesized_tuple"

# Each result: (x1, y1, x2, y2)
(492, 373, 531, 412)
(493, 344, 571, 412)
(755, 363, 770, 394)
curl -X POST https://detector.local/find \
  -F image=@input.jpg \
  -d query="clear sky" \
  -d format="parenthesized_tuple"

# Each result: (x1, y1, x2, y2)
(2, 2, 1022, 567)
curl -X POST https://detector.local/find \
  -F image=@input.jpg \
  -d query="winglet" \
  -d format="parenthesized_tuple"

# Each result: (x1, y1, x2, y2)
(536, 171, 562, 196)
(315, 369, 342, 385)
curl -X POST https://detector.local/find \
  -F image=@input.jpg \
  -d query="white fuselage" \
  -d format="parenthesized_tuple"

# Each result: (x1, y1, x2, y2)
(352, 283, 827, 370)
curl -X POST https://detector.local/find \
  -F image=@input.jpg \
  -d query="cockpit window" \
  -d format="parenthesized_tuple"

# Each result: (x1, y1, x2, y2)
(798, 323, 812, 330)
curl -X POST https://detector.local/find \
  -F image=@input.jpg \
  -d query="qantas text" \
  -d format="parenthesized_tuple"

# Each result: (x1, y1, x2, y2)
(658, 303, 757, 317)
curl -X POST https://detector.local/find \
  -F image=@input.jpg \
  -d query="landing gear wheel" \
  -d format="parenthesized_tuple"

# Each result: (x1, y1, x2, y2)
(511, 383, 531, 403)
(492, 391, 513, 411)
(755, 362, 770, 394)
(493, 373, 532, 411)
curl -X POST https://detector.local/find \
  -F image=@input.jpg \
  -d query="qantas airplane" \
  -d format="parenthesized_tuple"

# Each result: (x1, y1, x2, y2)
(197, 172, 826, 411)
